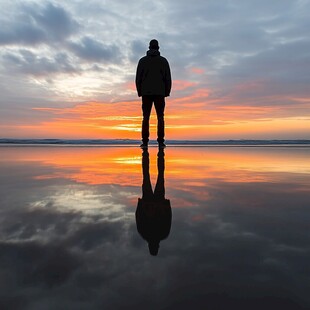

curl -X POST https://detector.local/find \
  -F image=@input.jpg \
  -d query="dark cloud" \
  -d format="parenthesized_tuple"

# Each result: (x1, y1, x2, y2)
(159, 0, 310, 96)
(0, 2, 79, 46)
(2, 49, 78, 76)
(0, 22, 46, 46)
(68, 36, 122, 63)
(223, 39, 310, 82)
(130, 40, 146, 62)
(23, 2, 80, 42)
(0, 241, 80, 286)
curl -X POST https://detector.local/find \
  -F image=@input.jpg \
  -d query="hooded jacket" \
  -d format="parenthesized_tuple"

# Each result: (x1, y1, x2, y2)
(135, 49, 172, 97)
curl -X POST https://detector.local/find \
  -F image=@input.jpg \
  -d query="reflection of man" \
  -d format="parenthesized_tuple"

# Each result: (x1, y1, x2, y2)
(135, 39, 172, 149)
(135, 149, 172, 256)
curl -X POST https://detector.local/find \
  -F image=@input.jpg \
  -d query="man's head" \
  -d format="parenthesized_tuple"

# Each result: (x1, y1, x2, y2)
(148, 241, 160, 256)
(149, 39, 159, 50)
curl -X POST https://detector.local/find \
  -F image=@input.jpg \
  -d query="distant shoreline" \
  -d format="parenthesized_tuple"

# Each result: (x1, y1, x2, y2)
(0, 139, 310, 147)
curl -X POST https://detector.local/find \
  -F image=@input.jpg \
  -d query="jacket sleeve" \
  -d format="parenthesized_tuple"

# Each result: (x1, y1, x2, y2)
(135, 60, 143, 97)
(164, 60, 172, 97)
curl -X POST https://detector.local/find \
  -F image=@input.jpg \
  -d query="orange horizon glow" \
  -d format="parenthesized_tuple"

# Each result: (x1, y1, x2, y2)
(2, 82, 310, 139)
(2, 146, 309, 212)
(2, 146, 309, 188)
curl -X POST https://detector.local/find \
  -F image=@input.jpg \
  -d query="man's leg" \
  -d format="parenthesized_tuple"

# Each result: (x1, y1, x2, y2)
(154, 96, 165, 144)
(141, 149, 154, 200)
(142, 96, 153, 144)
(154, 149, 165, 200)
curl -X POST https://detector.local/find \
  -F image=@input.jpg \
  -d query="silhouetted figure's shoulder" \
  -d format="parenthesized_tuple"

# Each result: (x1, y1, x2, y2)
(136, 198, 172, 242)
(138, 50, 169, 63)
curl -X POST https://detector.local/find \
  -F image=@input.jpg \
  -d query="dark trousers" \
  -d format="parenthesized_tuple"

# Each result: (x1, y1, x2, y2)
(142, 95, 165, 143)
(142, 149, 165, 201)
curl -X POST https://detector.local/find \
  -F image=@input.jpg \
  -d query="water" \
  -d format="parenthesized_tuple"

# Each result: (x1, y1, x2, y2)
(0, 146, 309, 309)
(1, 138, 310, 146)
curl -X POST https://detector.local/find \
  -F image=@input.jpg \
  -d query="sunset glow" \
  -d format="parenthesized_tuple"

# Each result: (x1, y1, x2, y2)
(1, 1, 309, 140)
(3, 146, 309, 189)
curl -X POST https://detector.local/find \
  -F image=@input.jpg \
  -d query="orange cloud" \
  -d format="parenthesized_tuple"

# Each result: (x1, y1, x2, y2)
(4, 81, 307, 140)
(124, 81, 136, 91)
(173, 80, 197, 91)
(189, 67, 205, 75)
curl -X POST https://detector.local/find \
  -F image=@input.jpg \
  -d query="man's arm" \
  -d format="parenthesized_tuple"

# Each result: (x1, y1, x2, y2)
(135, 60, 143, 97)
(164, 60, 172, 97)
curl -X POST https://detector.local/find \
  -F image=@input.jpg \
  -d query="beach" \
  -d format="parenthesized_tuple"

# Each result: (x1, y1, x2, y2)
(0, 145, 310, 309)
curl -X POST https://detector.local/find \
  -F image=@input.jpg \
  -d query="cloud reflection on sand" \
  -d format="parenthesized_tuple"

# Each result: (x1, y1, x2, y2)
(0, 146, 310, 309)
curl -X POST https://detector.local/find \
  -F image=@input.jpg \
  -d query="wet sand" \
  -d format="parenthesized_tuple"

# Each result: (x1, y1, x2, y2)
(0, 146, 309, 309)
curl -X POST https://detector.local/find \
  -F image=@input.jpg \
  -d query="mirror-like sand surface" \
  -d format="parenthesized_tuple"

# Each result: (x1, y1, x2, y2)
(0, 146, 309, 309)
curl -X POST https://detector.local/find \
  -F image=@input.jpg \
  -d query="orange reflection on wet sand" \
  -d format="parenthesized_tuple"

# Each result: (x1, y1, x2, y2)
(1, 146, 309, 186)
(165, 147, 310, 182)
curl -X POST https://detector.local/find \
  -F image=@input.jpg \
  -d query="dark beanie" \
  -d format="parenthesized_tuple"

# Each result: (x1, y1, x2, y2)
(149, 39, 159, 50)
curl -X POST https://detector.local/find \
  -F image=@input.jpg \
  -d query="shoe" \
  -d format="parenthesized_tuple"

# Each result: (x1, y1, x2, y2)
(158, 142, 166, 149)
(140, 142, 148, 149)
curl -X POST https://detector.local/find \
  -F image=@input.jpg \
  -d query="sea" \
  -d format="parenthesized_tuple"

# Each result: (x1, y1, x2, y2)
(1, 138, 310, 146)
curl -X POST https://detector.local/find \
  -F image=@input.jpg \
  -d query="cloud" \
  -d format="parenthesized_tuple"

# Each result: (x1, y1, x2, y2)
(0, 21, 46, 46)
(130, 40, 146, 62)
(3, 49, 77, 76)
(223, 39, 310, 83)
(23, 2, 80, 42)
(0, 0, 310, 139)
(68, 36, 122, 63)
(0, 2, 79, 46)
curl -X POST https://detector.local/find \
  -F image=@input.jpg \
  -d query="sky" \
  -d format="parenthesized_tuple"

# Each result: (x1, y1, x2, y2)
(0, 0, 310, 140)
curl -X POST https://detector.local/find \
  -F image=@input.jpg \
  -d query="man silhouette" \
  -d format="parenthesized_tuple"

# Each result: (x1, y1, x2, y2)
(135, 39, 172, 149)
(135, 149, 172, 256)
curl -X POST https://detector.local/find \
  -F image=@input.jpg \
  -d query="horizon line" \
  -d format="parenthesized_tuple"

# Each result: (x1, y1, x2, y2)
(1, 138, 310, 146)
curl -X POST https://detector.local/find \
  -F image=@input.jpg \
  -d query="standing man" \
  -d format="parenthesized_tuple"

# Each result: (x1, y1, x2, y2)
(135, 39, 172, 149)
